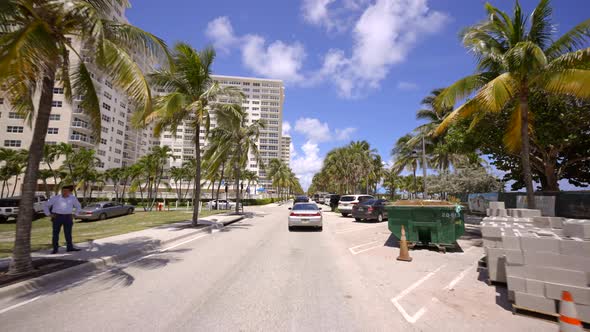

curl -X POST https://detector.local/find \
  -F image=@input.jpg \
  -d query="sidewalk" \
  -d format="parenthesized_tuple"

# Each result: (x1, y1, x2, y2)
(0, 213, 244, 299)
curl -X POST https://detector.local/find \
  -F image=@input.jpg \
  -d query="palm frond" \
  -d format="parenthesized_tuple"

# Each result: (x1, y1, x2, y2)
(475, 72, 516, 113)
(71, 61, 101, 139)
(546, 47, 590, 71)
(542, 69, 590, 99)
(103, 21, 171, 64)
(434, 98, 481, 136)
(527, 0, 553, 49)
(545, 19, 590, 59)
(98, 39, 152, 114)
(436, 72, 496, 109)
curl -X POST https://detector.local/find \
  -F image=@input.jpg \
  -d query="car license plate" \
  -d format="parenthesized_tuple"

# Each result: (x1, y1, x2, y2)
(342, 203, 349, 206)
(301, 219, 309, 222)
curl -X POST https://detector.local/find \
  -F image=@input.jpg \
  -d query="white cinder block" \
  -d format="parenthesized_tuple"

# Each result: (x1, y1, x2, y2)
(545, 282, 590, 305)
(514, 292, 557, 314)
(537, 267, 589, 287)
(507, 276, 526, 292)
(550, 218, 564, 229)
(525, 279, 545, 296)
(483, 239, 502, 248)
(486, 247, 507, 282)
(506, 264, 526, 278)
(559, 238, 590, 257)
(482, 226, 503, 238)
(508, 209, 542, 218)
(490, 201, 505, 209)
(502, 234, 522, 250)
(520, 235, 560, 254)
(532, 217, 551, 228)
(523, 252, 590, 272)
(505, 249, 525, 265)
(563, 220, 590, 239)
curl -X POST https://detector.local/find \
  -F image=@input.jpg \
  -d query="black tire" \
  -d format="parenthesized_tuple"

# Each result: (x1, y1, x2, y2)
(377, 213, 383, 222)
(127, 208, 134, 215)
(288, 226, 293, 232)
(318, 226, 323, 232)
(0, 216, 6, 223)
(99, 213, 107, 221)
(341, 213, 349, 217)
(354, 217, 362, 222)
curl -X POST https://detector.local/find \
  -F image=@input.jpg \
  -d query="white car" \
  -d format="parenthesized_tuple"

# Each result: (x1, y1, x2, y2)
(288, 203, 323, 231)
(338, 195, 374, 217)
(207, 200, 241, 210)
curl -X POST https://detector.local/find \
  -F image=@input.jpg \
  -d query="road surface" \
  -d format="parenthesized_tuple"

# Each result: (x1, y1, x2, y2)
(0, 204, 553, 331)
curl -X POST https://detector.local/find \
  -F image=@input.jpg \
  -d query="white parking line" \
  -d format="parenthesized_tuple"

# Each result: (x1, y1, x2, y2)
(443, 264, 474, 291)
(0, 232, 210, 315)
(334, 224, 383, 234)
(348, 240, 383, 255)
(391, 264, 446, 324)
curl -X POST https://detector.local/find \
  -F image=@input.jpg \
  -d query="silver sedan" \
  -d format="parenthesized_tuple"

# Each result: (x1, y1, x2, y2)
(76, 201, 135, 221)
(288, 203, 323, 231)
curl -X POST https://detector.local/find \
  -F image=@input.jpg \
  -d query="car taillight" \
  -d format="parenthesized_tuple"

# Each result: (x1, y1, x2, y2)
(351, 202, 358, 205)
(85, 211, 93, 215)
(367, 207, 373, 212)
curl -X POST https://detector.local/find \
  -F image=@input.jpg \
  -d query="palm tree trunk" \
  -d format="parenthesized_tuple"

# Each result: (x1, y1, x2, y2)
(43, 179, 50, 198)
(46, 163, 58, 195)
(234, 146, 242, 214)
(216, 163, 225, 208)
(519, 91, 536, 209)
(11, 176, 19, 197)
(191, 124, 202, 226)
(413, 167, 417, 199)
(9, 69, 55, 275)
(1, 180, 6, 198)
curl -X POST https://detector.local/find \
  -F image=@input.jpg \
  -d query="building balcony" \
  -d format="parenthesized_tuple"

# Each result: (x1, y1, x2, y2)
(71, 121, 91, 131)
(69, 134, 94, 147)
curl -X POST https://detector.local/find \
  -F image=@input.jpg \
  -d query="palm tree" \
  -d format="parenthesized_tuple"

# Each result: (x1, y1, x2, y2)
(392, 134, 421, 198)
(1, 0, 169, 274)
(205, 105, 265, 213)
(143, 43, 242, 224)
(71, 148, 100, 205)
(42, 145, 61, 194)
(382, 168, 401, 200)
(241, 170, 259, 198)
(435, 0, 590, 208)
(38, 169, 54, 198)
(104, 168, 123, 202)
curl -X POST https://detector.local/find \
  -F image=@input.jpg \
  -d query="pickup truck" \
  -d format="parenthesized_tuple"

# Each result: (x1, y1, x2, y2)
(0, 195, 47, 222)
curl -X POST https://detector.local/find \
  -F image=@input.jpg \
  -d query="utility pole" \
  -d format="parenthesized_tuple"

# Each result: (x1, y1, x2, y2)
(422, 136, 427, 199)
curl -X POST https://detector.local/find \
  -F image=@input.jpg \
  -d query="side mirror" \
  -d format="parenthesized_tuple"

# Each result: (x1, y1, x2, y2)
(319, 207, 322, 210)
(288, 207, 292, 210)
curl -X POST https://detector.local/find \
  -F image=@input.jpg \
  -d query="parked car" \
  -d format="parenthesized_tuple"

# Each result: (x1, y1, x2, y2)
(75, 201, 135, 221)
(288, 202, 323, 231)
(0, 195, 47, 222)
(337, 195, 374, 217)
(352, 199, 389, 222)
(293, 195, 310, 205)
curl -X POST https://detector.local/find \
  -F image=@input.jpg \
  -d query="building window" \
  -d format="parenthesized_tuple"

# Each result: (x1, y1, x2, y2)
(105, 80, 113, 88)
(0, 98, 4, 104)
(101, 127, 108, 134)
(97, 150, 106, 156)
(103, 91, 112, 100)
(101, 114, 111, 122)
(6, 126, 24, 133)
(116, 139, 122, 145)
(100, 138, 107, 145)
(115, 148, 121, 154)
(47, 128, 59, 134)
(49, 114, 61, 121)
(53, 87, 64, 94)
(102, 103, 111, 111)
(46, 141, 57, 145)
(114, 158, 121, 163)
(117, 120, 124, 126)
(3, 140, 21, 147)
(117, 130, 123, 136)
(52, 100, 62, 107)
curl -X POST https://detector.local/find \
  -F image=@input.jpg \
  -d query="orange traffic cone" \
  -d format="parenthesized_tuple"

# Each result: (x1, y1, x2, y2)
(559, 291, 583, 332)
(397, 225, 413, 262)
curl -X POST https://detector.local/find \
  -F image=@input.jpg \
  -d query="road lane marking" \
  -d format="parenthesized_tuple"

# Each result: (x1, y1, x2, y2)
(443, 264, 474, 291)
(0, 296, 42, 315)
(348, 240, 383, 255)
(0, 232, 211, 315)
(334, 224, 383, 234)
(391, 264, 446, 324)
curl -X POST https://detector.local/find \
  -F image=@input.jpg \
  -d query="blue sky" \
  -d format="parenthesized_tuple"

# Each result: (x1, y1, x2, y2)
(127, 0, 590, 189)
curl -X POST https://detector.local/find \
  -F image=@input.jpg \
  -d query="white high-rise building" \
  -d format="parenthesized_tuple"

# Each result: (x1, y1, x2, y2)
(159, 75, 286, 193)
(281, 136, 291, 165)
(0, 2, 155, 177)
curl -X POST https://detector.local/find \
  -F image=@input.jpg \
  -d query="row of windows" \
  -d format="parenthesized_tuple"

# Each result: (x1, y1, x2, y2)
(4, 140, 21, 147)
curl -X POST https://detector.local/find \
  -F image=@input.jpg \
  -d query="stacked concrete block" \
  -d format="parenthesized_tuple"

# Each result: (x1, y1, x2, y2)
(486, 201, 508, 217)
(507, 208, 542, 218)
(482, 216, 590, 318)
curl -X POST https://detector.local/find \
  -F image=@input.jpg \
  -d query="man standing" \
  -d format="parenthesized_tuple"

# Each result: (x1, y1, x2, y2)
(43, 185, 82, 254)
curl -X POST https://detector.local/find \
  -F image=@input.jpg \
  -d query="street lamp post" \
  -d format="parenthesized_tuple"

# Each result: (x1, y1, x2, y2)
(422, 136, 427, 199)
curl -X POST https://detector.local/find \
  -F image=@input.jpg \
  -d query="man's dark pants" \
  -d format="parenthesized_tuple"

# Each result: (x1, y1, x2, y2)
(52, 214, 74, 250)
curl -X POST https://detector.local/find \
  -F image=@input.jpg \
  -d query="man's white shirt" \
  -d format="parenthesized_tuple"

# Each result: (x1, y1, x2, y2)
(43, 195, 82, 216)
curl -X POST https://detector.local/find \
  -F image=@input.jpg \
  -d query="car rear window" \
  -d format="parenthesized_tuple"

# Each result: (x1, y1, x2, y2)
(86, 204, 101, 208)
(360, 199, 377, 205)
(340, 196, 355, 202)
(0, 199, 18, 207)
(293, 203, 318, 210)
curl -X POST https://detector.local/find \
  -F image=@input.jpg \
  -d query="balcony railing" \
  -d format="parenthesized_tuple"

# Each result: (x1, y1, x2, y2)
(71, 121, 90, 129)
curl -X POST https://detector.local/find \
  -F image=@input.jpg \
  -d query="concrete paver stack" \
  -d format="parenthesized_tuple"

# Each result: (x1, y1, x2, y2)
(481, 201, 590, 322)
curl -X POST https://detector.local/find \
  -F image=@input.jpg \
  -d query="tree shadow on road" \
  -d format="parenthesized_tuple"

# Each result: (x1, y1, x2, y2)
(10, 237, 188, 302)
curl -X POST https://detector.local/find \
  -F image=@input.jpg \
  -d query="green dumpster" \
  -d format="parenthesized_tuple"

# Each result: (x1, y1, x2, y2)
(385, 203, 465, 252)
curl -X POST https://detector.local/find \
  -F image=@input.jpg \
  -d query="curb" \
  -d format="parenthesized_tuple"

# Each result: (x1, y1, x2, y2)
(0, 214, 245, 301)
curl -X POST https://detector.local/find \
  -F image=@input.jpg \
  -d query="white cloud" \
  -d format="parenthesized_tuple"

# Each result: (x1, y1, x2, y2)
(294, 118, 332, 143)
(241, 35, 306, 82)
(319, 0, 448, 97)
(205, 16, 237, 53)
(397, 81, 419, 90)
(291, 141, 323, 189)
(282, 121, 292, 136)
(205, 17, 306, 83)
(302, 0, 336, 28)
(335, 127, 356, 140)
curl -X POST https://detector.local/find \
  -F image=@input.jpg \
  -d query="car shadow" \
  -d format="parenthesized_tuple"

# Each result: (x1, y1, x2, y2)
(288, 227, 322, 232)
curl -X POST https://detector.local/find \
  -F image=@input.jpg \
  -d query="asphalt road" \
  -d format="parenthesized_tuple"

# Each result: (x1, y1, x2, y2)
(0, 204, 554, 332)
